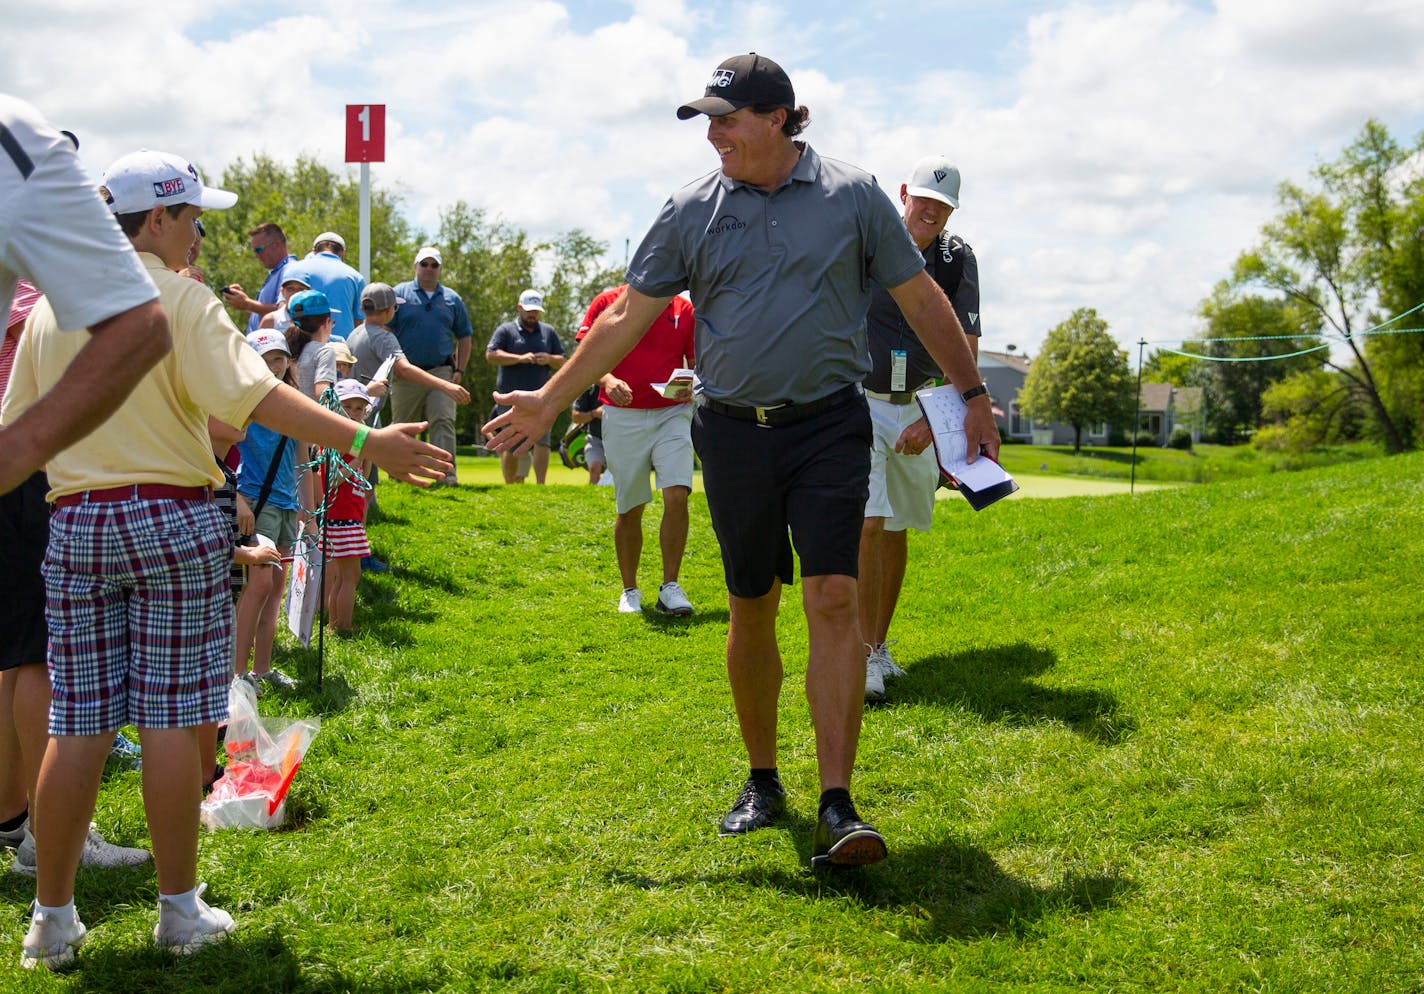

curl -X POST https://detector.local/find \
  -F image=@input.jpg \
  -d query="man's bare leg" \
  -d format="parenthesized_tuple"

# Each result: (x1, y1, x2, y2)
(876, 529, 910, 645)
(136, 726, 202, 895)
(532, 445, 551, 484)
(857, 517, 885, 649)
(802, 573, 864, 791)
(33, 733, 109, 907)
(659, 486, 690, 585)
(726, 583, 783, 769)
(614, 503, 646, 591)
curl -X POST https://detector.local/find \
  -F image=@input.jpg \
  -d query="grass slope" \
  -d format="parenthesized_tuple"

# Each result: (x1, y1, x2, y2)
(3, 453, 1421, 992)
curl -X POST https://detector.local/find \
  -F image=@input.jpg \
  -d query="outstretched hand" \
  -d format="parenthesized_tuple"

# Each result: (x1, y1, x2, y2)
(483, 391, 557, 456)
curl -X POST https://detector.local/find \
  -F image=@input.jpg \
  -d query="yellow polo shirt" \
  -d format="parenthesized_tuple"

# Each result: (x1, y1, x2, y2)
(0, 253, 279, 500)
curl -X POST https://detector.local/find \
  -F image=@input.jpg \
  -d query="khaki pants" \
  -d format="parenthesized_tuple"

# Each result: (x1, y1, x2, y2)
(390, 365, 457, 482)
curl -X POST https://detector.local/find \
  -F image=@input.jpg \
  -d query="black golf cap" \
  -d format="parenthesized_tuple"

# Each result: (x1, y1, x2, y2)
(676, 53, 795, 120)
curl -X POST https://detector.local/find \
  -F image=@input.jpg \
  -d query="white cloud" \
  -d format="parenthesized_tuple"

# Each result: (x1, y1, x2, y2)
(3, 0, 1422, 356)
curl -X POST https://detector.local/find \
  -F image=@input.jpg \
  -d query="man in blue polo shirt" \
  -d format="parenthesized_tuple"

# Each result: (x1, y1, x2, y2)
(390, 246, 473, 486)
(300, 231, 363, 340)
(219, 222, 295, 331)
(485, 53, 998, 870)
(486, 290, 564, 484)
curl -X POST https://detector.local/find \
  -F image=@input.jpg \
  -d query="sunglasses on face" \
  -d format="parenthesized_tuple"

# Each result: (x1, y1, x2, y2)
(253, 243, 272, 255)
(418, 260, 441, 268)
(195, 219, 206, 238)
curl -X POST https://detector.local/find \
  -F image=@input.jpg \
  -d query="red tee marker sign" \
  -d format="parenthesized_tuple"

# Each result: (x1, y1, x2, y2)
(345, 104, 386, 163)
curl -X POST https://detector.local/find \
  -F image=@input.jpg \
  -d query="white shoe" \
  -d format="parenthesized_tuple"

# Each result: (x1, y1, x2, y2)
(655, 581, 694, 616)
(873, 640, 906, 680)
(11, 824, 151, 877)
(864, 652, 886, 701)
(617, 588, 643, 613)
(20, 905, 87, 971)
(154, 883, 235, 954)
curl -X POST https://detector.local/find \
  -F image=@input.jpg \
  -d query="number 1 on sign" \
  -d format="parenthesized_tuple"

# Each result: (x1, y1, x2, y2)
(358, 105, 370, 142)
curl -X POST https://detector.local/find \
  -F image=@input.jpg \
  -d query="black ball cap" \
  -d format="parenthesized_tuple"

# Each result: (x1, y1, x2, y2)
(677, 53, 795, 120)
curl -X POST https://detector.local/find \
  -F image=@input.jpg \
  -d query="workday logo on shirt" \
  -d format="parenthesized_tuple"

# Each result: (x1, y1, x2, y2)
(707, 214, 746, 236)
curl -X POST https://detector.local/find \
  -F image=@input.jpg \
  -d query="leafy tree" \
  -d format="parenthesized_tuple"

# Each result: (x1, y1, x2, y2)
(540, 229, 625, 347)
(1140, 347, 1200, 387)
(200, 153, 417, 320)
(1233, 119, 1424, 452)
(430, 202, 539, 441)
(1018, 307, 1135, 452)
(1193, 284, 1324, 443)
(1252, 369, 1367, 454)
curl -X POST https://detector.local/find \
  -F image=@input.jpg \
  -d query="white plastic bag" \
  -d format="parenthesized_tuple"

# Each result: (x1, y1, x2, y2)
(284, 536, 323, 647)
(200, 677, 320, 831)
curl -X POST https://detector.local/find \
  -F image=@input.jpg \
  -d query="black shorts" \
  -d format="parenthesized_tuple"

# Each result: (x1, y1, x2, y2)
(692, 391, 871, 599)
(0, 472, 50, 670)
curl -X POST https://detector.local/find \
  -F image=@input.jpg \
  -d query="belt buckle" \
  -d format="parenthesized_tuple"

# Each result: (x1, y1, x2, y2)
(754, 403, 785, 427)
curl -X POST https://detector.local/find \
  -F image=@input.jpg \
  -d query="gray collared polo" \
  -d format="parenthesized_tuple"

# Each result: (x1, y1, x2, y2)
(625, 144, 925, 407)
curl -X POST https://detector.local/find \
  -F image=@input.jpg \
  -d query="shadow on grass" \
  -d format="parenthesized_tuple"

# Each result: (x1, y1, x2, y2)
(643, 608, 730, 630)
(893, 642, 1136, 744)
(1047, 446, 1142, 466)
(607, 822, 1132, 941)
(63, 926, 450, 993)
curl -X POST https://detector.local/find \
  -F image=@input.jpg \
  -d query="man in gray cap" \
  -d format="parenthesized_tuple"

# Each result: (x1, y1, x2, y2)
(858, 155, 981, 702)
(485, 53, 998, 869)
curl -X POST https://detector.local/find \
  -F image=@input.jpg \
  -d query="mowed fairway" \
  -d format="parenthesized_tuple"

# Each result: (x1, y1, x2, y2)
(3, 453, 1421, 992)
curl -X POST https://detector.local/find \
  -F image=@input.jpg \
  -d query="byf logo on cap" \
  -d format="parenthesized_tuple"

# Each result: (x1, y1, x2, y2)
(100, 149, 237, 215)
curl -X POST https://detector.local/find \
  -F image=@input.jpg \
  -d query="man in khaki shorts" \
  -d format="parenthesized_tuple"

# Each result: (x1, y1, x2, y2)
(576, 285, 696, 615)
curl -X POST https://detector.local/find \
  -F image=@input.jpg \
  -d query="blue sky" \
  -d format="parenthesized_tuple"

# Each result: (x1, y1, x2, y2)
(6, 0, 1423, 358)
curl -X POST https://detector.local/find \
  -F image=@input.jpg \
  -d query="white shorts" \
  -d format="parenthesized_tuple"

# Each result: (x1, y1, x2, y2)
(864, 394, 938, 533)
(603, 404, 695, 514)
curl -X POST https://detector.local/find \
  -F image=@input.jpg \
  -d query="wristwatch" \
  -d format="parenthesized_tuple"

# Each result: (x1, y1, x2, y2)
(960, 383, 989, 402)
(452, 369, 464, 380)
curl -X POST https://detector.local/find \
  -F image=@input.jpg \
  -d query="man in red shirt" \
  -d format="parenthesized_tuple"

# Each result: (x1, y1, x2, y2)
(576, 286, 696, 615)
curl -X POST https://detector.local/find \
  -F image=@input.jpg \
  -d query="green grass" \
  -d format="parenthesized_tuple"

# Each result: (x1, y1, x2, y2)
(995, 441, 1383, 483)
(4, 452, 1422, 991)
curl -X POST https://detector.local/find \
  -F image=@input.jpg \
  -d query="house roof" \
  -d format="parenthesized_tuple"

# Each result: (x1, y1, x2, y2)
(980, 350, 1031, 374)
(1138, 382, 1203, 413)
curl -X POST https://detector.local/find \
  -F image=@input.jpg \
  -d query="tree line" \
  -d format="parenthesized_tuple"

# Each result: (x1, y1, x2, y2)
(1021, 119, 1424, 455)
(199, 154, 623, 445)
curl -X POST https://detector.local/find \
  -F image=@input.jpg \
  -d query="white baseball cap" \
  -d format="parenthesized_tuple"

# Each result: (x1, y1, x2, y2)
(99, 150, 237, 215)
(313, 231, 346, 251)
(415, 246, 442, 265)
(905, 155, 961, 209)
(246, 330, 291, 357)
(335, 378, 372, 404)
(518, 289, 544, 312)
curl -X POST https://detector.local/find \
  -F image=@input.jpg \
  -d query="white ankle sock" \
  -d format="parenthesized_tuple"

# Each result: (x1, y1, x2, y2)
(34, 899, 76, 922)
(159, 886, 200, 915)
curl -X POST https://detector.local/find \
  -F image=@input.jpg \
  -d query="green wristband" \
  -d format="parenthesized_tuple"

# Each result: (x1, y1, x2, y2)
(349, 425, 370, 457)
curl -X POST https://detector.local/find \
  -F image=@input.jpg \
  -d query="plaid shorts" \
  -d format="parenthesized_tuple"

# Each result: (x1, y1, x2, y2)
(43, 497, 233, 736)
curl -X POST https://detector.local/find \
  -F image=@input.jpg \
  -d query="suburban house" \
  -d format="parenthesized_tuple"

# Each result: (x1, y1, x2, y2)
(979, 350, 1204, 446)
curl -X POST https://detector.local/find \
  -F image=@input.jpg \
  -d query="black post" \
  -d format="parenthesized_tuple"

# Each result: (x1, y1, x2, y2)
(1131, 339, 1145, 495)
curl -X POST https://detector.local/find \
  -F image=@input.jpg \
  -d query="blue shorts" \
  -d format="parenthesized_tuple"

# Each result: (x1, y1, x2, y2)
(43, 497, 232, 735)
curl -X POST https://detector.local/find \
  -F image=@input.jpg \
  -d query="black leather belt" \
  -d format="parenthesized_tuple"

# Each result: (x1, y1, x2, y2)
(701, 384, 860, 428)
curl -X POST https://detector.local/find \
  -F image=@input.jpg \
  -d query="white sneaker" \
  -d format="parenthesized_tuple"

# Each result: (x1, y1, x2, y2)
(254, 667, 297, 692)
(864, 652, 886, 701)
(655, 581, 694, 617)
(20, 905, 87, 971)
(154, 883, 235, 954)
(11, 824, 151, 877)
(873, 640, 906, 680)
(617, 588, 643, 613)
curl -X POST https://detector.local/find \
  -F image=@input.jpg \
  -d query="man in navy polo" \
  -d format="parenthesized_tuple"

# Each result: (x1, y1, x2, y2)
(486, 290, 564, 484)
(219, 222, 295, 331)
(484, 54, 998, 869)
(300, 231, 364, 340)
(390, 246, 473, 486)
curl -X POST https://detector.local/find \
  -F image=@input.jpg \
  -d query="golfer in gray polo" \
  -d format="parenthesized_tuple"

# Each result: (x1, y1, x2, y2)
(485, 53, 999, 869)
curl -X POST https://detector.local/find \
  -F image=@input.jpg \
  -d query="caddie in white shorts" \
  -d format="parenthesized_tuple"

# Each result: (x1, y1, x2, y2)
(864, 395, 938, 534)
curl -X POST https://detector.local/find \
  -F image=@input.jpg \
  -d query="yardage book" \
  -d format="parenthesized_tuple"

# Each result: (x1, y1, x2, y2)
(914, 384, 1019, 510)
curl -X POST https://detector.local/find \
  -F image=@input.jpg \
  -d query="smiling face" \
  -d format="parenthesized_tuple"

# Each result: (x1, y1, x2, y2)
(899, 189, 953, 250)
(706, 107, 788, 188)
(262, 350, 291, 380)
(340, 397, 370, 422)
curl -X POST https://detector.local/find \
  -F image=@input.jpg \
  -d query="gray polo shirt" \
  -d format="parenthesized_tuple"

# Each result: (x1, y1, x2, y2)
(626, 144, 925, 406)
(347, 321, 403, 384)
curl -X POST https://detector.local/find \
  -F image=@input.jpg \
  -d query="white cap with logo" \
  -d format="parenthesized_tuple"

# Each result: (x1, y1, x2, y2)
(100, 150, 237, 215)
(905, 155, 961, 210)
(518, 289, 544, 312)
